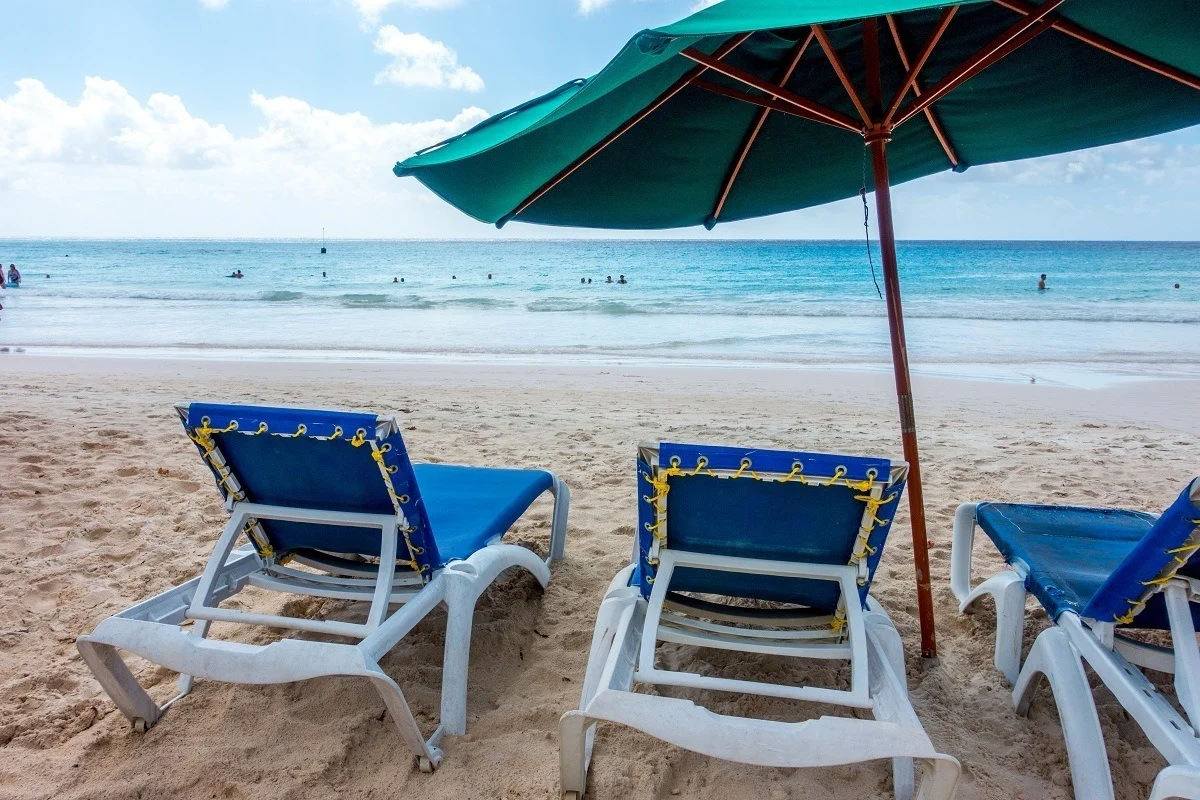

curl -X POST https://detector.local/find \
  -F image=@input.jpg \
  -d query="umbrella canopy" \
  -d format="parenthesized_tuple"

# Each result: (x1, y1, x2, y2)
(395, 0, 1200, 229)
(394, 0, 1200, 656)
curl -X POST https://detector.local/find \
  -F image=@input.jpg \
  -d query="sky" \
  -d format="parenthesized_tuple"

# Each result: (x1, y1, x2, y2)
(1, 0, 1198, 240)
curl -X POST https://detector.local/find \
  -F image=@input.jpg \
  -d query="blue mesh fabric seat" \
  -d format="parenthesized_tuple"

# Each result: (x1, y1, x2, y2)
(414, 464, 553, 562)
(976, 479, 1200, 630)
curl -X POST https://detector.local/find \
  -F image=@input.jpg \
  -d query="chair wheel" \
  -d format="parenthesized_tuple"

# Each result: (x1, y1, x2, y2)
(132, 718, 148, 733)
(418, 757, 433, 773)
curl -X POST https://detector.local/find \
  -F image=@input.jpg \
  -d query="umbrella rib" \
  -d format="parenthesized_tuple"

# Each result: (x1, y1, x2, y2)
(892, 0, 1067, 130)
(708, 32, 816, 227)
(496, 33, 753, 227)
(680, 48, 862, 133)
(883, 7, 958, 126)
(691, 79, 854, 127)
(992, 0, 1200, 91)
(885, 14, 960, 168)
(812, 25, 873, 125)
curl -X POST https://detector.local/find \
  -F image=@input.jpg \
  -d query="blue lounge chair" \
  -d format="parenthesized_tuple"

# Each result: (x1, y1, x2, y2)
(560, 443, 960, 800)
(952, 479, 1200, 800)
(77, 402, 569, 770)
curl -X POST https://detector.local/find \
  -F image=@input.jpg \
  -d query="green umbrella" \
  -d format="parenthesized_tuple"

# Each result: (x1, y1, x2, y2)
(394, 0, 1200, 656)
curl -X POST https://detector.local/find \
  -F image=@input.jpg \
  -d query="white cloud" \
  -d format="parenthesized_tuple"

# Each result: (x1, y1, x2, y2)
(973, 139, 1200, 188)
(0, 77, 489, 236)
(373, 26, 484, 92)
(353, 0, 461, 26)
(198, 0, 229, 9)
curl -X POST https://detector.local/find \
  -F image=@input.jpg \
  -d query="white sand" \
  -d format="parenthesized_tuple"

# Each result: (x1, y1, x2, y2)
(1, 354, 1196, 800)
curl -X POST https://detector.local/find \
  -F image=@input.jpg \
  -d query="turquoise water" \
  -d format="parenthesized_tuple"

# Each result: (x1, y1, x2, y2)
(1, 239, 1197, 381)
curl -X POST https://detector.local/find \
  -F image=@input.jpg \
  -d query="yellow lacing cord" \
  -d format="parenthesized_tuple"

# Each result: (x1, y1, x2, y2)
(329, 426, 343, 441)
(777, 463, 808, 484)
(349, 429, 368, 448)
(831, 490, 899, 633)
(187, 421, 247, 502)
(1113, 521, 1200, 625)
(368, 439, 425, 572)
(243, 519, 274, 559)
(822, 466, 847, 486)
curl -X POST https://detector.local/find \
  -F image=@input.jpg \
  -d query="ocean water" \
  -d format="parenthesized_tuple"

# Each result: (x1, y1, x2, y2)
(1, 239, 1197, 383)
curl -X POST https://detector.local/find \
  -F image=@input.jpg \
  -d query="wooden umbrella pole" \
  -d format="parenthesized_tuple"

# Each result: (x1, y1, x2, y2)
(866, 130, 937, 659)
(864, 16, 937, 659)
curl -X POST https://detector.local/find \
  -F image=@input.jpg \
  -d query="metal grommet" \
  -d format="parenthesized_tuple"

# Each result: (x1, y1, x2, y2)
(740, 457, 752, 468)
(669, 456, 681, 467)
(380, 443, 392, 452)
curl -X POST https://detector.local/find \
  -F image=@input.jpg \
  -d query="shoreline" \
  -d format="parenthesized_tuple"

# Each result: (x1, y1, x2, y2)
(3, 345, 1197, 390)
(5, 352, 1199, 436)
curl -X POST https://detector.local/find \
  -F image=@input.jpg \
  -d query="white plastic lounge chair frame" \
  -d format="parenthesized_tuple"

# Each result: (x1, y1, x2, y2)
(78, 407, 569, 770)
(952, 502, 1200, 800)
(561, 447, 960, 800)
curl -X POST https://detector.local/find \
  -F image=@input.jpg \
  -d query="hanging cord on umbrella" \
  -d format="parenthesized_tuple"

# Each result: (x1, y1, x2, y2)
(861, 144, 884, 300)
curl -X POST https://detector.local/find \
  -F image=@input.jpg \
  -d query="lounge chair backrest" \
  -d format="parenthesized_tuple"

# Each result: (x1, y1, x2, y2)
(1083, 477, 1200, 626)
(635, 442, 906, 610)
(180, 403, 440, 574)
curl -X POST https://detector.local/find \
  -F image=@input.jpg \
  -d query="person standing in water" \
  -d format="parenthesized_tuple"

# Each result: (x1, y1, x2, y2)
(617, 274, 628, 284)
(1037, 273, 1047, 291)
(7, 264, 21, 286)
(605, 275, 613, 284)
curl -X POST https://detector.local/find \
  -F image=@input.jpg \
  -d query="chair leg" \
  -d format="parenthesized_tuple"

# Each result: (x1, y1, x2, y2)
(363, 664, 444, 771)
(549, 477, 570, 563)
(76, 637, 162, 732)
(957, 570, 1026, 685)
(439, 588, 477, 737)
(1013, 627, 1115, 800)
(1150, 765, 1200, 800)
(949, 503, 979, 605)
(172, 619, 212, 702)
(559, 710, 595, 799)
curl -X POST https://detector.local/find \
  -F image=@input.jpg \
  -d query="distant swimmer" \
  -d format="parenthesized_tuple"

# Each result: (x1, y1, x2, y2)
(487, 273, 493, 280)
(580, 278, 586, 284)
(587, 278, 592, 284)
(606, 275, 613, 284)
(1175, 283, 1181, 289)
(1037, 273, 1047, 291)
(227, 269, 244, 279)
(617, 274, 628, 285)
(452, 275, 457, 280)
(393, 277, 399, 283)
(322, 271, 327, 278)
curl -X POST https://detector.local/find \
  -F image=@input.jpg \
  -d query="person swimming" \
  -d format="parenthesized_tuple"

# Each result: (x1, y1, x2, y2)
(227, 269, 244, 279)
(1037, 273, 1047, 291)
(393, 277, 399, 283)
(617, 274, 628, 284)
(580, 278, 586, 284)
(322, 271, 327, 278)
(605, 275, 613, 284)
(488, 273, 493, 280)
